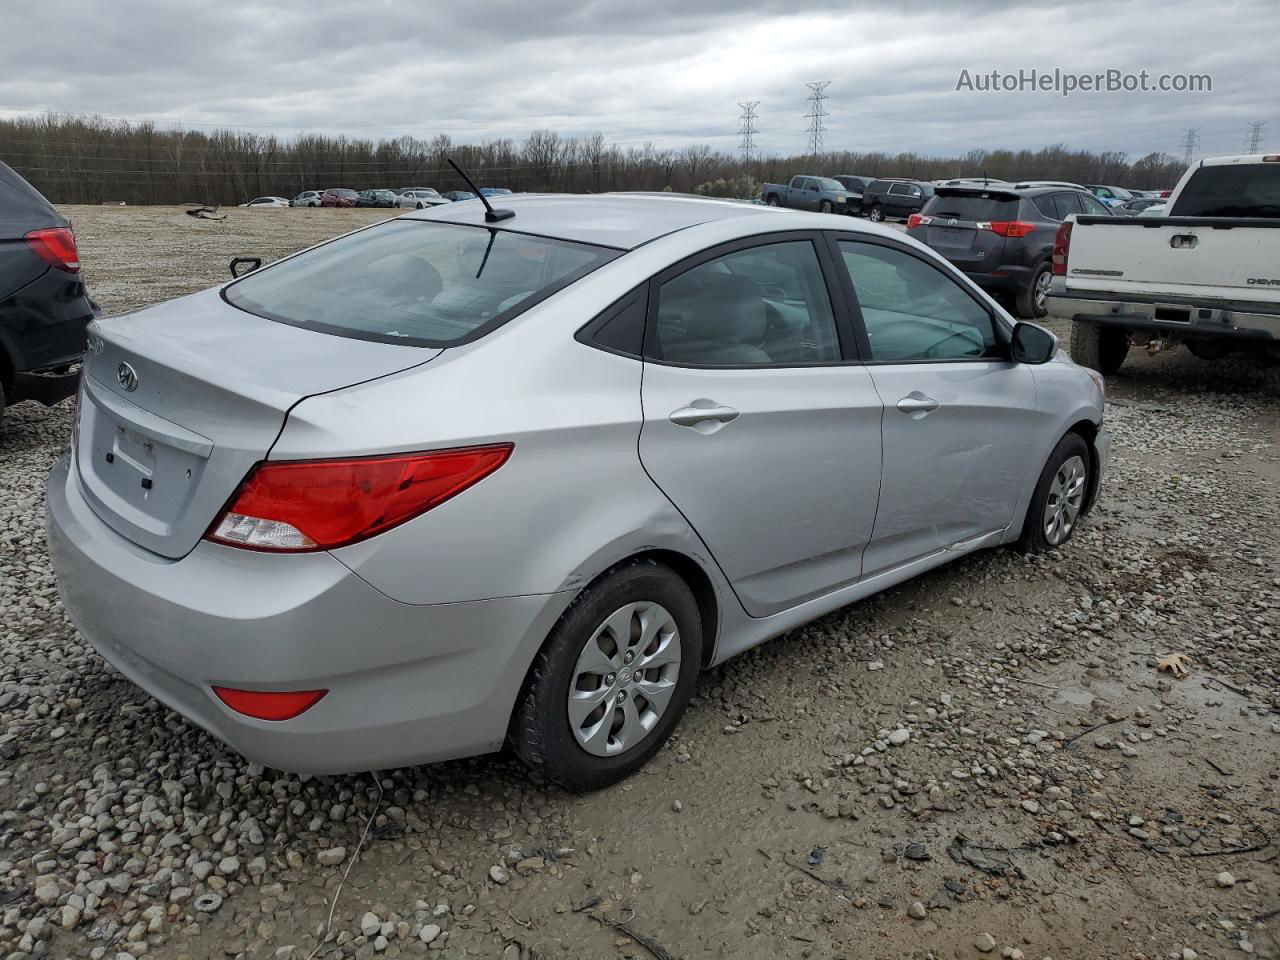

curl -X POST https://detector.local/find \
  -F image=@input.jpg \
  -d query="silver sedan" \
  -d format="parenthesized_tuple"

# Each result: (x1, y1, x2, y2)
(47, 194, 1108, 790)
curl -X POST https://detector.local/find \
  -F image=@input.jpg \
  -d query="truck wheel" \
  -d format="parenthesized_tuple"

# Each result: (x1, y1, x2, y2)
(820, 200, 833, 214)
(1015, 262, 1052, 319)
(766, 195, 779, 206)
(1070, 322, 1128, 375)
(867, 204, 884, 222)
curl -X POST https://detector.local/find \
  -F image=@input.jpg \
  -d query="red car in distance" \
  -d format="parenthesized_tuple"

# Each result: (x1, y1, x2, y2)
(319, 188, 358, 207)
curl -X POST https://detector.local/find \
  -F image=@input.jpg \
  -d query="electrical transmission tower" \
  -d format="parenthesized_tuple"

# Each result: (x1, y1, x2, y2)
(738, 101, 760, 162)
(1245, 120, 1266, 154)
(804, 81, 831, 155)
(1180, 127, 1200, 166)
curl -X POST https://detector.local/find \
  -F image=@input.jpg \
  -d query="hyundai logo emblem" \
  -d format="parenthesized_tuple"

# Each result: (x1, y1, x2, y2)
(117, 362, 139, 392)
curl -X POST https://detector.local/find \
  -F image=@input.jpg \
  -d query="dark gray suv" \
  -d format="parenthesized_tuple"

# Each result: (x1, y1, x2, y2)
(906, 184, 1112, 318)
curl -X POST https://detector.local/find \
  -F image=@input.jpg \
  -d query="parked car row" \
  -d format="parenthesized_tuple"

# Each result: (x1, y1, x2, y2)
(277, 187, 507, 208)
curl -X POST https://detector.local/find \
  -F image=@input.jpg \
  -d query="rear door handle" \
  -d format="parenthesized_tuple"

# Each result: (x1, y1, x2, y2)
(669, 403, 740, 428)
(896, 393, 940, 415)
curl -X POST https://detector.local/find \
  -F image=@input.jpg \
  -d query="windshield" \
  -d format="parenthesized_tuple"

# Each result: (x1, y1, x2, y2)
(1171, 164, 1280, 217)
(816, 178, 844, 191)
(224, 220, 619, 347)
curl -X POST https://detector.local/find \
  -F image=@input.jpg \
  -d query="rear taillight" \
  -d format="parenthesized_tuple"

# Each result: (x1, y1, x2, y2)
(906, 214, 932, 229)
(25, 227, 80, 272)
(213, 687, 327, 721)
(985, 220, 1036, 238)
(207, 444, 513, 552)
(1051, 220, 1073, 276)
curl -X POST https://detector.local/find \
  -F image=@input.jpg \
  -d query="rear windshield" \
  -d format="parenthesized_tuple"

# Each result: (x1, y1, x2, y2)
(1171, 164, 1280, 218)
(924, 191, 1020, 220)
(224, 219, 619, 347)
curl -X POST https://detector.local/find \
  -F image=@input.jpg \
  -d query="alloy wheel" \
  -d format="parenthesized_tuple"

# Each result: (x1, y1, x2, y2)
(1043, 455, 1086, 545)
(567, 601, 682, 757)
(1034, 269, 1052, 313)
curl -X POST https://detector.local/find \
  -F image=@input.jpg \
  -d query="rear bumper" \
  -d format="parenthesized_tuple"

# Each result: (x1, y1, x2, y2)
(960, 264, 1036, 293)
(46, 454, 572, 774)
(12, 355, 81, 405)
(1048, 292, 1280, 341)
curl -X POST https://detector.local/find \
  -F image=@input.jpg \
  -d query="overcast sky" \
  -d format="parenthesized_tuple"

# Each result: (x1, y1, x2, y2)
(1, 0, 1275, 159)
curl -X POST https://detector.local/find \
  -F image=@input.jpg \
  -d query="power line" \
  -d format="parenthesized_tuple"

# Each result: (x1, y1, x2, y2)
(737, 101, 760, 162)
(1245, 120, 1266, 154)
(804, 82, 830, 156)
(1179, 127, 1200, 166)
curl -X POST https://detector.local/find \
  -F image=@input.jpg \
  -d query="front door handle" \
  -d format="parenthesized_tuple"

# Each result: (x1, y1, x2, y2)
(896, 393, 940, 415)
(669, 403, 740, 428)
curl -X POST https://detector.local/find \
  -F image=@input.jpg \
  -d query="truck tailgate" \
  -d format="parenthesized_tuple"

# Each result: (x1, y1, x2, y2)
(1065, 217, 1280, 306)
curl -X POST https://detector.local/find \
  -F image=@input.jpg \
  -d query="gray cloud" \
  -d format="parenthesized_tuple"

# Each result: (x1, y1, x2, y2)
(0, 0, 1274, 158)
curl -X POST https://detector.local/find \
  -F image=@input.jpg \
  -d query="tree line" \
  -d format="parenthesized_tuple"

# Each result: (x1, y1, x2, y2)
(0, 113, 1188, 206)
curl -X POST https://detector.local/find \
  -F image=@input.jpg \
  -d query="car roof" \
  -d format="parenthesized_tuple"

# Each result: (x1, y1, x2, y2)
(401, 192, 776, 250)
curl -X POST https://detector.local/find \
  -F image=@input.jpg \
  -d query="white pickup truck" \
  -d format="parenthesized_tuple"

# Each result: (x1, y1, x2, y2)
(1048, 154, 1280, 373)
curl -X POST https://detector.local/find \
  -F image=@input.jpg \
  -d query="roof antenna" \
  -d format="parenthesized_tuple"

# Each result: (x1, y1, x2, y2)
(447, 158, 514, 222)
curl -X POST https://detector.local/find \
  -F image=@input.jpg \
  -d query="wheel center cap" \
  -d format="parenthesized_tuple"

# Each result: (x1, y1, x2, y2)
(619, 668, 633, 684)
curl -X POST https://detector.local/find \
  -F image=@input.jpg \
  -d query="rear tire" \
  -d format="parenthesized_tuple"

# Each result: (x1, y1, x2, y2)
(1018, 432, 1091, 553)
(766, 195, 779, 206)
(1070, 321, 1129, 375)
(867, 204, 884, 223)
(510, 560, 702, 792)
(1016, 262, 1052, 319)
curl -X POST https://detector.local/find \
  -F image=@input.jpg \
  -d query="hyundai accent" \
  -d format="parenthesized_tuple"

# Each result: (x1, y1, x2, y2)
(47, 193, 1108, 790)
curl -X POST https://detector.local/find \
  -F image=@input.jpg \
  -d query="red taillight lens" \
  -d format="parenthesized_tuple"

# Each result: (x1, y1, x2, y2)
(1051, 220, 1073, 276)
(906, 214, 932, 229)
(25, 227, 80, 272)
(986, 220, 1036, 238)
(213, 687, 327, 721)
(207, 444, 513, 552)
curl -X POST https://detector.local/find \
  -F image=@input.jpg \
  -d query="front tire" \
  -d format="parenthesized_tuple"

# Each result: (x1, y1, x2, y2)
(867, 204, 884, 223)
(1018, 433, 1091, 553)
(1016, 262, 1052, 319)
(820, 200, 833, 214)
(1070, 321, 1129, 375)
(510, 560, 702, 791)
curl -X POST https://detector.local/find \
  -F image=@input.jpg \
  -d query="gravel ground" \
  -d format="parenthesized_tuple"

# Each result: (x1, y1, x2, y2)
(1, 206, 1277, 960)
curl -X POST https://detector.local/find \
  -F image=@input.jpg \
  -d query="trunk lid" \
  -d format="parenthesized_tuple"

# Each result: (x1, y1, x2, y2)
(76, 287, 439, 558)
(1065, 219, 1280, 304)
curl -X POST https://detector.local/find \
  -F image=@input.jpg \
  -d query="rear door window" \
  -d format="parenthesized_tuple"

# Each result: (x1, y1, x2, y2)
(1079, 194, 1110, 215)
(1171, 164, 1280, 217)
(1032, 195, 1060, 220)
(650, 240, 841, 367)
(224, 219, 619, 347)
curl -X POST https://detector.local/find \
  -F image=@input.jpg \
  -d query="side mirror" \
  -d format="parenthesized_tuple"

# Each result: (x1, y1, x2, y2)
(1011, 321, 1057, 364)
(229, 256, 262, 278)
